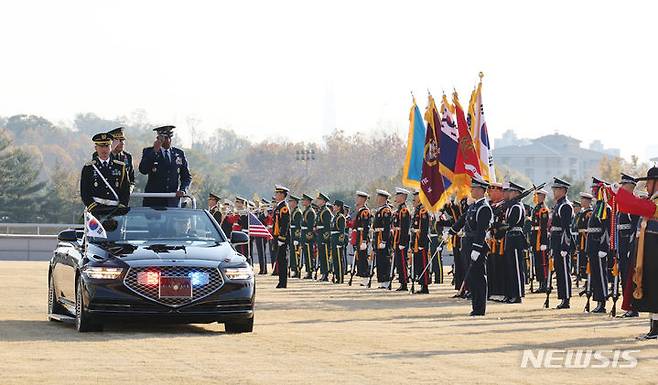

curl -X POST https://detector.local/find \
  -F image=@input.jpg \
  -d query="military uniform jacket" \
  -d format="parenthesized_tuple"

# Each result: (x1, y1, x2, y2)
(411, 204, 430, 251)
(575, 207, 593, 252)
(80, 158, 130, 210)
(210, 205, 223, 225)
(372, 204, 392, 248)
(331, 213, 347, 247)
(530, 202, 549, 251)
(316, 204, 333, 244)
(354, 205, 372, 246)
(301, 206, 317, 245)
(290, 206, 303, 243)
(504, 201, 526, 236)
(112, 151, 134, 187)
(392, 203, 411, 248)
(617, 211, 639, 255)
(138, 146, 191, 194)
(450, 197, 493, 256)
(272, 200, 290, 243)
(586, 201, 610, 255)
(550, 196, 574, 253)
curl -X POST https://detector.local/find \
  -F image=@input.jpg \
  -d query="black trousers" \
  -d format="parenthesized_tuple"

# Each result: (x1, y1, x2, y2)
(332, 244, 344, 283)
(463, 237, 487, 314)
(289, 241, 300, 273)
(276, 242, 288, 287)
(395, 246, 408, 284)
(533, 248, 547, 285)
(256, 238, 266, 273)
(356, 247, 370, 278)
(554, 251, 572, 299)
(318, 242, 330, 275)
(453, 243, 465, 291)
(413, 248, 429, 287)
(375, 247, 391, 282)
(589, 251, 609, 302)
(504, 234, 525, 299)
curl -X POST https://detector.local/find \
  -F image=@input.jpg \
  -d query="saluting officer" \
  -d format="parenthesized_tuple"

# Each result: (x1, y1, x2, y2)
(530, 189, 550, 293)
(448, 177, 493, 316)
(373, 190, 393, 289)
(107, 127, 135, 192)
(392, 188, 411, 291)
(272, 185, 291, 289)
(301, 194, 317, 279)
(587, 177, 611, 313)
(315, 193, 333, 282)
(617, 173, 640, 318)
(80, 133, 130, 214)
(411, 190, 430, 294)
(331, 200, 347, 284)
(208, 193, 223, 224)
(502, 181, 527, 303)
(353, 191, 372, 286)
(138, 125, 191, 207)
(288, 194, 303, 278)
(549, 177, 575, 309)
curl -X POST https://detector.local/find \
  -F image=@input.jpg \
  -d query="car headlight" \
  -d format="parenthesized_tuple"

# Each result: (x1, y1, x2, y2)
(224, 267, 253, 280)
(83, 267, 123, 279)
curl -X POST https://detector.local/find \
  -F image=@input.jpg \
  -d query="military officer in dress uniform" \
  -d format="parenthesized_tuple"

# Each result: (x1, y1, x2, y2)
(331, 200, 347, 284)
(486, 182, 506, 299)
(530, 189, 550, 293)
(502, 181, 527, 304)
(587, 177, 611, 313)
(288, 194, 303, 278)
(208, 193, 223, 224)
(353, 191, 372, 286)
(272, 185, 291, 288)
(315, 193, 333, 282)
(301, 194, 317, 279)
(107, 127, 135, 192)
(138, 126, 191, 207)
(617, 173, 641, 318)
(448, 177, 493, 316)
(411, 190, 430, 294)
(80, 133, 130, 215)
(372, 190, 393, 289)
(392, 188, 411, 291)
(575, 192, 594, 281)
(549, 177, 575, 309)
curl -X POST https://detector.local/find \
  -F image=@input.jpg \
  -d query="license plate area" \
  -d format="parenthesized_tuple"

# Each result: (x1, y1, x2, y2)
(159, 276, 192, 298)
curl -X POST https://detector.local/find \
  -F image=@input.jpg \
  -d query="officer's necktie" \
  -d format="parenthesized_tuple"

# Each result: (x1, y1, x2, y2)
(164, 149, 171, 164)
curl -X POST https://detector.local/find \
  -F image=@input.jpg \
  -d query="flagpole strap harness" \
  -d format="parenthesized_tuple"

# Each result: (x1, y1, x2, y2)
(91, 163, 120, 206)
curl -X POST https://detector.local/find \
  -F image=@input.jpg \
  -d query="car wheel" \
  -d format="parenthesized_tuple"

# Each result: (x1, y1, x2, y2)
(75, 277, 103, 332)
(48, 274, 67, 320)
(224, 317, 254, 333)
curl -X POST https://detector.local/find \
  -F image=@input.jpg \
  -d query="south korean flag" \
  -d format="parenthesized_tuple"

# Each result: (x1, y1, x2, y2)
(85, 212, 107, 239)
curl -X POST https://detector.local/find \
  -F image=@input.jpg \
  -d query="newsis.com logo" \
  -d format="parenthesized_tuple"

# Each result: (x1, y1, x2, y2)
(520, 349, 639, 369)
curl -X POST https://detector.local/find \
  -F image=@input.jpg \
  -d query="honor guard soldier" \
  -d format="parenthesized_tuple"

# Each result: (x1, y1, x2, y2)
(220, 200, 234, 237)
(80, 133, 130, 214)
(410, 190, 430, 294)
(208, 193, 223, 224)
(255, 200, 269, 275)
(617, 173, 640, 318)
(448, 177, 493, 316)
(502, 181, 527, 303)
(486, 182, 506, 298)
(392, 188, 411, 291)
(272, 185, 291, 288)
(373, 190, 393, 288)
(331, 200, 347, 284)
(288, 194, 303, 278)
(301, 194, 317, 279)
(353, 191, 372, 286)
(107, 127, 135, 192)
(530, 189, 550, 293)
(138, 125, 191, 207)
(549, 177, 575, 309)
(587, 177, 612, 313)
(315, 193, 333, 282)
(576, 192, 594, 280)
(444, 196, 466, 292)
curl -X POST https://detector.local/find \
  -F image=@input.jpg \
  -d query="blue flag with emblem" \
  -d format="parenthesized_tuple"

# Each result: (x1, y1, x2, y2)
(402, 97, 426, 189)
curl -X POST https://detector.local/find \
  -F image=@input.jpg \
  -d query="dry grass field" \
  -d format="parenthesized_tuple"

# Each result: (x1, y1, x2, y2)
(0, 261, 657, 385)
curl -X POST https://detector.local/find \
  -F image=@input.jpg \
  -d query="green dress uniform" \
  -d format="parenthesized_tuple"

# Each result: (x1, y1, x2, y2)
(289, 202, 303, 276)
(301, 199, 317, 279)
(331, 210, 347, 283)
(316, 200, 333, 281)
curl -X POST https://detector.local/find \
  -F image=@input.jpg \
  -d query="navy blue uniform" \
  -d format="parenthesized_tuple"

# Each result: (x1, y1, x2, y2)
(617, 211, 640, 293)
(138, 146, 191, 207)
(587, 201, 610, 303)
(504, 201, 526, 301)
(80, 158, 130, 214)
(550, 197, 575, 300)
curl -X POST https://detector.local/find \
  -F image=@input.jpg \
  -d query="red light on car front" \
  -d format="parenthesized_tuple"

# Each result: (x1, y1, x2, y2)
(137, 270, 160, 286)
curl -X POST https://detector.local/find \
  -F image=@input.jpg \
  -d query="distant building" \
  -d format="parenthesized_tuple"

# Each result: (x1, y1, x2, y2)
(494, 129, 531, 148)
(492, 133, 619, 183)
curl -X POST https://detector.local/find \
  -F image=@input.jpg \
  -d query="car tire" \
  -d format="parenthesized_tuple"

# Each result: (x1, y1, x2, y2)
(48, 274, 67, 320)
(224, 317, 254, 333)
(75, 277, 103, 332)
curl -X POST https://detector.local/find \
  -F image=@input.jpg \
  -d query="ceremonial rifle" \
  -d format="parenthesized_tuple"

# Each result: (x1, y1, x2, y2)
(414, 239, 446, 284)
(580, 260, 592, 312)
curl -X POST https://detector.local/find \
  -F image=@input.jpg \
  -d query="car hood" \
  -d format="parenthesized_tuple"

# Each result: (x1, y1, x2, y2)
(87, 241, 246, 266)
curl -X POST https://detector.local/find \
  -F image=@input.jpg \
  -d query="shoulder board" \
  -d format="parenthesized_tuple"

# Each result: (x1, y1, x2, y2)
(113, 160, 125, 166)
(84, 161, 92, 166)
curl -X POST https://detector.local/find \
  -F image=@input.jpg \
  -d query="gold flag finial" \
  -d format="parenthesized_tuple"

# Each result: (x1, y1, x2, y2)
(479, 71, 484, 80)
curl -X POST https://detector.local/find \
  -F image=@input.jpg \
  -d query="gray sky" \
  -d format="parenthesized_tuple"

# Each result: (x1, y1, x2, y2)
(1, 0, 656, 159)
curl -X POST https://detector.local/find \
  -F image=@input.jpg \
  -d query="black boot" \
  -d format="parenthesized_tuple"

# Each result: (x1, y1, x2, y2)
(620, 310, 639, 318)
(303, 272, 312, 279)
(507, 297, 522, 304)
(321, 274, 329, 282)
(592, 301, 607, 313)
(637, 319, 658, 340)
(556, 299, 570, 309)
(417, 285, 429, 294)
(396, 284, 408, 291)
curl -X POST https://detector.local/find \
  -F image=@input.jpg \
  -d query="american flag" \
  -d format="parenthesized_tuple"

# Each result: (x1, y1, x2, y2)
(248, 212, 273, 240)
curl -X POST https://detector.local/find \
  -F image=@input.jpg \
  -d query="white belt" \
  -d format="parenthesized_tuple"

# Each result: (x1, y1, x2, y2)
(330, 231, 341, 234)
(550, 226, 563, 232)
(531, 226, 540, 231)
(617, 224, 631, 230)
(411, 229, 420, 233)
(301, 226, 308, 230)
(393, 227, 400, 231)
(316, 226, 325, 229)
(93, 197, 119, 206)
(373, 227, 384, 231)
(357, 227, 364, 230)
(509, 227, 524, 232)
(290, 225, 297, 229)
(586, 228, 602, 233)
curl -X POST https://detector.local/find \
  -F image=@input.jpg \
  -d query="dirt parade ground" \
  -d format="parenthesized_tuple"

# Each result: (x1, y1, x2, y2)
(0, 261, 657, 385)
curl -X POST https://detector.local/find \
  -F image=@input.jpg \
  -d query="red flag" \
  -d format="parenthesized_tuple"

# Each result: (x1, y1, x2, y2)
(452, 92, 482, 198)
(419, 95, 447, 212)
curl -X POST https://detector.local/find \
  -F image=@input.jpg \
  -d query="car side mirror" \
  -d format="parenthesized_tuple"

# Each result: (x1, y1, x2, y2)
(58, 229, 78, 242)
(230, 231, 249, 246)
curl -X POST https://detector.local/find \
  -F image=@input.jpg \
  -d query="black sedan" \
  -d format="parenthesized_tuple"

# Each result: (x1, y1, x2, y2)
(48, 206, 255, 332)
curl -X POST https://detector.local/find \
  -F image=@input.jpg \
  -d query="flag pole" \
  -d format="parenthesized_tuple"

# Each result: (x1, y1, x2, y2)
(247, 207, 252, 266)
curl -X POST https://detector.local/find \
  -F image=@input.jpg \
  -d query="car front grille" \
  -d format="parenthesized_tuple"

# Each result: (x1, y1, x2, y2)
(123, 266, 223, 307)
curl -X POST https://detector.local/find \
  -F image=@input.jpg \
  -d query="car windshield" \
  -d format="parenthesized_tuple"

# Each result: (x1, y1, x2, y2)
(87, 207, 227, 245)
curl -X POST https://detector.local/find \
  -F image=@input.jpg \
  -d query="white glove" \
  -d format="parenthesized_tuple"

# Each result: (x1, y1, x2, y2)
(360, 242, 367, 251)
(277, 240, 285, 247)
(293, 240, 299, 246)
(470, 250, 479, 261)
(540, 245, 547, 251)
(378, 242, 386, 249)
(441, 234, 450, 242)
(398, 245, 405, 250)
(598, 251, 607, 258)
(560, 251, 568, 257)
(418, 247, 424, 250)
